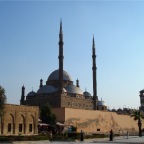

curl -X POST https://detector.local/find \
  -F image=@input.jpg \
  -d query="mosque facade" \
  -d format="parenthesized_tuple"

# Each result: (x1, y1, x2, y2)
(20, 21, 107, 111)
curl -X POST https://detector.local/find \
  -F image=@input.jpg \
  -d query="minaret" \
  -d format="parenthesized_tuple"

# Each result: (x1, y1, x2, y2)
(58, 20, 64, 93)
(20, 85, 25, 105)
(92, 35, 98, 110)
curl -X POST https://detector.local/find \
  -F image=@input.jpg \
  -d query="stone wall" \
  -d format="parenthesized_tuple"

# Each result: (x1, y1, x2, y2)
(53, 108, 143, 134)
(0, 104, 39, 135)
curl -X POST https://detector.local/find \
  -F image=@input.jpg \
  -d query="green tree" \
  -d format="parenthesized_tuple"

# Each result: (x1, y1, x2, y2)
(0, 85, 7, 118)
(131, 109, 144, 137)
(40, 103, 57, 125)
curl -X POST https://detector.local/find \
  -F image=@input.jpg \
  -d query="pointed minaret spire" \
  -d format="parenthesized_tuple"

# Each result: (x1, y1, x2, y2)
(58, 19, 64, 93)
(76, 79, 79, 88)
(20, 85, 25, 105)
(92, 35, 98, 109)
(60, 19, 63, 41)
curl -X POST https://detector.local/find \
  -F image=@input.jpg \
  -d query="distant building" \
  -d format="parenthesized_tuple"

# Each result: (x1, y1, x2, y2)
(20, 21, 107, 111)
(0, 104, 39, 135)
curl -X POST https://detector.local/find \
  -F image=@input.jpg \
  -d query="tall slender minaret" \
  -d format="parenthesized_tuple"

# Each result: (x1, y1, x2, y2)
(58, 20, 64, 93)
(92, 35, 98, 110)
(20, 85, 25, 105)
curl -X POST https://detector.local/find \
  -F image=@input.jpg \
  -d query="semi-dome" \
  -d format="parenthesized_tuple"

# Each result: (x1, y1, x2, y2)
(27, 91, 36, 97)
(48, 69, 72, 81)
(55, 87, 67, 93)
(83, 91, 91, 97)
(37, 85, 56, 94)
(65, 85, 83, 95)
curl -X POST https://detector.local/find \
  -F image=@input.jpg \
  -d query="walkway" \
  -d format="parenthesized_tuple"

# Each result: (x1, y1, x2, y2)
(3, 136, 144, 144)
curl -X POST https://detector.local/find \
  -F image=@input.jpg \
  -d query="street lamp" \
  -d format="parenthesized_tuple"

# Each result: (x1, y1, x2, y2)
(138, 109, 142, 137)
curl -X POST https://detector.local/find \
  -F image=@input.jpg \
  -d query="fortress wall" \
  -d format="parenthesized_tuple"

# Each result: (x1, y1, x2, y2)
(53, 108, 143, 133)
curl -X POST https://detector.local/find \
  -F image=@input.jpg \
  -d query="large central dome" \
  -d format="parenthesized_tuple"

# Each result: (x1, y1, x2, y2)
(48, 69, 72, 81)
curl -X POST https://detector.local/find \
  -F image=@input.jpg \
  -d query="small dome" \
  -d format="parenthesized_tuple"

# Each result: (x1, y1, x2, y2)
(140, 89, 144, 94)
(117, 108, 122, 112)
(37, 85, 56, 94)
(112, 109, 116, 112)
(27, 91, 36, 97)
(83, 91, 91, 97)
(48, 69, 72, 81)
(65, 84, 83, 95)
(97, 100, 106, 106)
(55, 87, 67, 93)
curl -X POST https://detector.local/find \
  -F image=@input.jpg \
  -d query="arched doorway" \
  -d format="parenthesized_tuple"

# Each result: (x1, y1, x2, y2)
(28, 115, 35, 134)
(6, 114, 15, 134)
(18, 114, 25, 134)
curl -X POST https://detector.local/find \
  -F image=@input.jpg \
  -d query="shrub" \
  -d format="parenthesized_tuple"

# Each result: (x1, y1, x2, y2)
(0, 135, 48, 142)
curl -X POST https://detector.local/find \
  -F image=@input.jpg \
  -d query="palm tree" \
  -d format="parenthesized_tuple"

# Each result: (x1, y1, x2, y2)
(0, 85, 7, 118)
(131, 109, 144, 137)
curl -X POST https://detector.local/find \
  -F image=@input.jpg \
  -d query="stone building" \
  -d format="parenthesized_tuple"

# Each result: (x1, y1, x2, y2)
(0, 104, 39, 135)
(20, 21, 107, 111)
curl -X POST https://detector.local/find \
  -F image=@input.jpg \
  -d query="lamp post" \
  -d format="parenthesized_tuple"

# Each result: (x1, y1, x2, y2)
(138, 109, 142, 137)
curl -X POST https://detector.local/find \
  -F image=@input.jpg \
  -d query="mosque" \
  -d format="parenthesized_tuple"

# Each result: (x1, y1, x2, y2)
(20, 21, 107, 111)
(18, 22, 141, 134)
(0, 21, 141, 135)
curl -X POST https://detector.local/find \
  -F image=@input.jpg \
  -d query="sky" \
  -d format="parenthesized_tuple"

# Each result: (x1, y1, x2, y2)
(1, 0, 144, 110)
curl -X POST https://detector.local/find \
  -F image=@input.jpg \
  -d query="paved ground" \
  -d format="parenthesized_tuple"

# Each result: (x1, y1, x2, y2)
(50, 136, 144, 144)
(3, 136, 144, 144)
